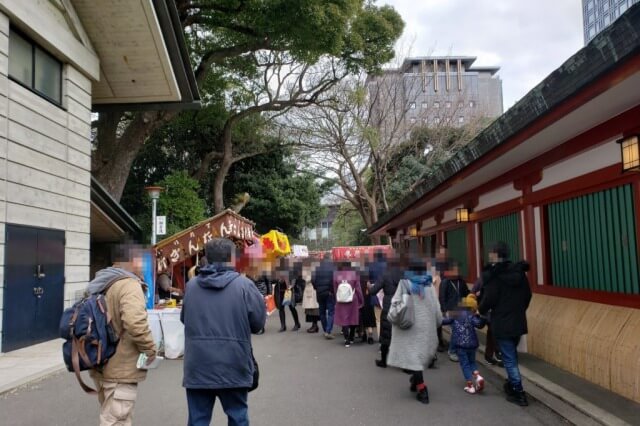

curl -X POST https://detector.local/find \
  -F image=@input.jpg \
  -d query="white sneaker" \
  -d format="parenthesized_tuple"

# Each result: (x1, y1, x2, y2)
(464, 384, 476, 394)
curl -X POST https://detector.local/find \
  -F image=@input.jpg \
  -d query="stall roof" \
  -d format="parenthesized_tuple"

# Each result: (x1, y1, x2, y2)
(155, 210, 255, 250)
(154, 210, 255, 273)
(369, 4, 640, 235)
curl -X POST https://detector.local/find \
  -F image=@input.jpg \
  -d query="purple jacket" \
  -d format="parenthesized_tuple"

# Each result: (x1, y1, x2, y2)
(333, 270, 364, 326)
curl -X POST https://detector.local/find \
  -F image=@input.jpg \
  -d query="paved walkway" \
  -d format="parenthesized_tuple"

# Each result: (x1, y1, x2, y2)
(1, 314, 638, 425)
(0, 339, 65, 395)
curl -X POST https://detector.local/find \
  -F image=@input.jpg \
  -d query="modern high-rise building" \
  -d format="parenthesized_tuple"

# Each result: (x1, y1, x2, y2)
(367, 56, 503, 142)
(582, 0, 639, 44)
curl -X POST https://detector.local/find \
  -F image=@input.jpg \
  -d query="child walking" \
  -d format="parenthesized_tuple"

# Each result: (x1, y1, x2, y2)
(442, 294, 487, 394)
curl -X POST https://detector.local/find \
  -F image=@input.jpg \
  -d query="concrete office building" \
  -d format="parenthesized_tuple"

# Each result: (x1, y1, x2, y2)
(367, 56, 503, 140)
(583, 0, 639, 44)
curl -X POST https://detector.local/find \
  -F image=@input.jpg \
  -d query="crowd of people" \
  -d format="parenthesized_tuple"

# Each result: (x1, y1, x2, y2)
(82, 238, 531, 426)
(242, 242, 532, 407)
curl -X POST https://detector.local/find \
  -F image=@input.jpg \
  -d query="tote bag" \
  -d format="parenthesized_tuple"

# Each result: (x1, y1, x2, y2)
(302, 284, 319, 310)
(282, 289, 293, 306)
(387, 279, 415, 329)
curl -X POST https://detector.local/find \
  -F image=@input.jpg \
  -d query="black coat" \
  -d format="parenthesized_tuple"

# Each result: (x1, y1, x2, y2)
(439, 277, 470, 312)
(312, 260, 336, 298)
(478, 261, 532, 339)
(370, 265, 402, 346)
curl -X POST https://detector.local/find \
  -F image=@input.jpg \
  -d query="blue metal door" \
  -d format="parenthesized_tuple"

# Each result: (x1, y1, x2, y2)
(2, 225, 65, 352)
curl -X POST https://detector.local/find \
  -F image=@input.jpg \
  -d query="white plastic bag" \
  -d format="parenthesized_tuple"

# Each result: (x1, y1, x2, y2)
(147, 311, 164, 352)
(161, 310, 184, 359)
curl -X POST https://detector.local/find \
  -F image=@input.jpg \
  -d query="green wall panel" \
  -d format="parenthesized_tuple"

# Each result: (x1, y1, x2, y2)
(481, 212, 521, 264)
(421, 234, 436, 259)
(446, 227, 467, 277)
(547, 184, 639, 294)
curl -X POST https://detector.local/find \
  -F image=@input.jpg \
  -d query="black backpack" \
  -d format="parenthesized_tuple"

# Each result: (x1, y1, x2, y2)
(59, 277, 123, 393)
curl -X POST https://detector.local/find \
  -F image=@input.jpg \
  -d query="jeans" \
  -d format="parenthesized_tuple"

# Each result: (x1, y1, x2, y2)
(456, 348, 479, 381)
(497, 337, 524, 392)
(186, 388, 248, 426)
(317, 294, 335, 333)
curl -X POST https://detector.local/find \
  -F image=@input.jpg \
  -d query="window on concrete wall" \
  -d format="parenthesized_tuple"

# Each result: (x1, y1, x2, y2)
(321, 221, 329, 239)
(446, 227, 467, 277)
(481, 212, 521, 264)
(8, 28, 62, 105)
(546, 184, 639, 294)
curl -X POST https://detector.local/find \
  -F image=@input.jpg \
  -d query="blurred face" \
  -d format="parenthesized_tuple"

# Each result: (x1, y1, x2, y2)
(119, 248, 144, 276)
(489, 251, 499, 263)
(447, 265, 459, 277)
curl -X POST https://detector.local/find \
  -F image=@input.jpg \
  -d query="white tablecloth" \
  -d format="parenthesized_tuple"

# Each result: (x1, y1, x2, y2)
(147, 308, 184, 359)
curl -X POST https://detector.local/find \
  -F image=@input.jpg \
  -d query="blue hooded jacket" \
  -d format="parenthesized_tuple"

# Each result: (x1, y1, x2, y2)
(181, 264, 266, 389)
(441, 308, 486, 350)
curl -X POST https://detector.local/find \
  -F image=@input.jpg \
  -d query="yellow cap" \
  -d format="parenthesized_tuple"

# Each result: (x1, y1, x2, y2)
(463, 294, 478, 311)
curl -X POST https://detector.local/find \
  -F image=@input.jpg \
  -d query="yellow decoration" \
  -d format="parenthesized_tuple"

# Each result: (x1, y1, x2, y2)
(260, 230, 291, 258)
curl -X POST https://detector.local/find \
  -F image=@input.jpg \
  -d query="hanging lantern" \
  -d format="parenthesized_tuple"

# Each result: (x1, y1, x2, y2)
(618, 135, 640, 172)
(456, 208, 469, 223)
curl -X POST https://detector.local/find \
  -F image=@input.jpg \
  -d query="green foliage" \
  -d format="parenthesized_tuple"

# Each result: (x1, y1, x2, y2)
(156, 171, 207, 237)
(185, 1, 403, 75)
(224, 147, 326, 236)
(386, 155, 429, 207)
(127, 171, 207, 243)
(331, 203, 370, 246)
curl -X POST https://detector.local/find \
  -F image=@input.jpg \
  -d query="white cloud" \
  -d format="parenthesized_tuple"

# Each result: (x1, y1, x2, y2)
(381, 0, 584, 109)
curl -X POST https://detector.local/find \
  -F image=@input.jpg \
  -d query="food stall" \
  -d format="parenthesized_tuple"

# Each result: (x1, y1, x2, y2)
(148, 209, 256, 358)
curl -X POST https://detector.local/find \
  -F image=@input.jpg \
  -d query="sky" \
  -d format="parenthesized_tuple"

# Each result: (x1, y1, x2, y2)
(381, 0, 585, 109)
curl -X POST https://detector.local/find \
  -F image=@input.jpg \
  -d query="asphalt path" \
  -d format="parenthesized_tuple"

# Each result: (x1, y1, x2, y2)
(0, 309, 567, 425)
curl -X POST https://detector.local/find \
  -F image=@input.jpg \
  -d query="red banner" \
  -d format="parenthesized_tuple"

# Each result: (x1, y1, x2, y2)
(331, 245, 392, 261)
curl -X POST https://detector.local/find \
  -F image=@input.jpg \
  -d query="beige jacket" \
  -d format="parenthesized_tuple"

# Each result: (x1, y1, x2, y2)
(91, 277, 156, 383)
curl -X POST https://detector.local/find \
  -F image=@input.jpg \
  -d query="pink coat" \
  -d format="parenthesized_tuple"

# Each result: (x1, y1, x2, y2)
(333, 270, 364, 326)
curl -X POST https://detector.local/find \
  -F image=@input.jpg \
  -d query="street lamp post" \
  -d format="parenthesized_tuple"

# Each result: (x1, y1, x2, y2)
(145, 186, 164, 245)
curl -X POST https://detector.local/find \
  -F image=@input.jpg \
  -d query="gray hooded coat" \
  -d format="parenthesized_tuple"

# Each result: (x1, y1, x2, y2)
(387, 274, 443, 371)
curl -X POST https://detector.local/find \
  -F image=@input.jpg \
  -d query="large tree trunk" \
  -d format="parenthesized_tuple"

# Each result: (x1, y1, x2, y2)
(212, 123, 234, 213)
(92, 111, 174, 201)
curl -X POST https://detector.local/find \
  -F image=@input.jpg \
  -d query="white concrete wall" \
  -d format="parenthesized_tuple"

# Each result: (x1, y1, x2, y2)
(442, 204, 463, 223)
(0, 10, 93, 352)
(476, 183, 521, 211)
(533, 140, 620, 191)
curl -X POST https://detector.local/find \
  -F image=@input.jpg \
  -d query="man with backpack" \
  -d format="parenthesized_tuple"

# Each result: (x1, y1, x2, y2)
(479, 242, 532, 407)
(181, 238, 266, 426)
(87, 245, 157, 426)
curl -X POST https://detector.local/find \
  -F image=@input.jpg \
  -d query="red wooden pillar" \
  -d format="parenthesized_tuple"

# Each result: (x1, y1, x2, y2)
(516, 171, 542, 289)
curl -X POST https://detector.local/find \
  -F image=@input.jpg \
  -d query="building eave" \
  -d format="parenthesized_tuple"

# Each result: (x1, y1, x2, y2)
(91, 177, 142, 241)
(72, 0, 200, 111)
